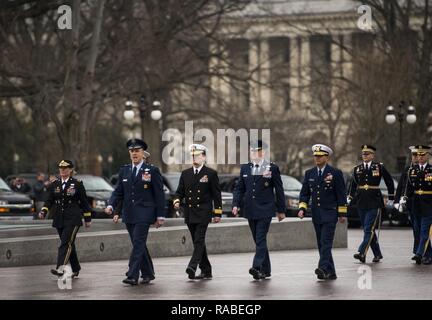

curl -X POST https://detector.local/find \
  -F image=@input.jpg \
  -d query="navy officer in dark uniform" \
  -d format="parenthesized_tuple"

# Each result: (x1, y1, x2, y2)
(394, 146, 420, 256)
(298, 144, 347, 280)
(348, 145, 395, 263)
(232, 140, 286, 280)
(39, 160, 92, 278)
(404, 145, 432, 265)
(173, 144, 222, 280)
(105, 139, 165, 285)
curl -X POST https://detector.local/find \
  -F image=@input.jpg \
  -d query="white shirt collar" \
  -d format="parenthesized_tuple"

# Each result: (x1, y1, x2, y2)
(253, 159, 264, 167)
(193, 164, 204, 173)
(132, 160, 144, 172)
(61, 177, 69, 184)
(363, 161, 372, 167)
(317, 165, 326, 174)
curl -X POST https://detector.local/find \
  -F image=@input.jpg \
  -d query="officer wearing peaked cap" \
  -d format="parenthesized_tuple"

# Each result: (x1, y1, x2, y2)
(404, 145, 432, 265)
(38, 159, 92, 278)
(348, 145, 395, 264)
(394, 146, 420, 256)
(105, 138, 166, 285)
(298, 144, 347, 280)
(173, 144, 222, 280)
(232, 140, 286, 280)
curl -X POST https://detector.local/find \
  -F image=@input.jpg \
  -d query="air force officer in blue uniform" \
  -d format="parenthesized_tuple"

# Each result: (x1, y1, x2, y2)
(105, 139, 165, 285)
(298, 144, 347, 280)
(232, 140, 286, 280)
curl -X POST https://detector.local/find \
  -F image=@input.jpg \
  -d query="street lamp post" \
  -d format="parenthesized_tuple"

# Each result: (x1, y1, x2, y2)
(123, 95, 163, 168)
(385, 100, 417, 172)
(13, 153, 19, 174)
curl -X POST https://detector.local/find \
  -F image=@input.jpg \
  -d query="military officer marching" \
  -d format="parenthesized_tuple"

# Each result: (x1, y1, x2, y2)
(394, 146, 420, 256)
(232, 140, 286, 280)
(402, 145, 432, 265)
(173, 144, 223, 280)
(105, 138, 166, 285)
(348, 145, 395, 263)
(298, 144, 347, 280)
(39, 160, 92, 278)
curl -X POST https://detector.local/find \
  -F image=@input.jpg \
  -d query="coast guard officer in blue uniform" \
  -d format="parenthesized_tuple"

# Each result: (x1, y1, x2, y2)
(298, 144, 347, 280)
(105, 138, 165, 285)
(232, 140, 286, 280)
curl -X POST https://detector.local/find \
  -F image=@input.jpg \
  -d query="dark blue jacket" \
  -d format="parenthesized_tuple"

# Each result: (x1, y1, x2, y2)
(299, 165, 347, 223)
(109, 163, 165, 224)
(233, 161, 286, 219)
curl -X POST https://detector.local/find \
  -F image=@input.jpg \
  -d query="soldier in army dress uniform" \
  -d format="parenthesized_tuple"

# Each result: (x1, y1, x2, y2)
(348, 145, 395, 263)
(39, 160, 92, 278)
(173, 144, 222, 280)
(401, 145, 432, 265)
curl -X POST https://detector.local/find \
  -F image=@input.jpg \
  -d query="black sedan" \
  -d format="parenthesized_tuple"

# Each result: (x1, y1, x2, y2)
(0, 177, 34, 217)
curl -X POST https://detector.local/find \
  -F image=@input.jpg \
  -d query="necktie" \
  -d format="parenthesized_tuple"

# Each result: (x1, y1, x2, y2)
(318, 169, 322, 179)
(195, 169, 199, 175)
(62, 181, 66, 190)
(365, 164, 369, 171)
(421, 165, 424, 171)
(253, 164, 259, 175)
(132, 166, 137, 181)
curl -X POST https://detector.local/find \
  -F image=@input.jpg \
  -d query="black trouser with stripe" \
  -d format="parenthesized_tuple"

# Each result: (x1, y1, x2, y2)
(56, 226, 81, 273)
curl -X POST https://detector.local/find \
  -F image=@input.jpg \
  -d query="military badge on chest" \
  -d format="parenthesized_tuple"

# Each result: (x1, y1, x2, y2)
(263, 165, 272, 178)
(142, 169, 151, 182)
(55, 185, 61, 193)
(324, 173, 333, 183)
(66, 184, 76, 196)
(372, 165, 380, 177)
(425, 173, 432, 182)
(200, 175, 208, 183)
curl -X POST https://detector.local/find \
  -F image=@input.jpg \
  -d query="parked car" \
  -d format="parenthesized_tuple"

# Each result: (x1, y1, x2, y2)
(0, 177, 34, 216)
(75, 174, 116, 219)
(280, 174, 310, 217)
(346, 176, 399, 228)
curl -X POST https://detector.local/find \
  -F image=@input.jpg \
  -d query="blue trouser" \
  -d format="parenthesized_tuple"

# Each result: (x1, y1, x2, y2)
(358, 208, 382, 256)
(313, 221, 337, 275)
(408, 209, 420, 254)
(248, 217, 272, 274)
(126, 223, 154, 280)
(415, 216, 432, 258)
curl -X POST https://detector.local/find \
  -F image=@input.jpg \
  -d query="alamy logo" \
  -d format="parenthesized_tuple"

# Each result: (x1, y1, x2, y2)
(161, 121, 271, 165)
(57, 264, 73, 290)
(357, 265, 372, 290)
(357, 5, 373, 31)
(57, 5, 72, 30)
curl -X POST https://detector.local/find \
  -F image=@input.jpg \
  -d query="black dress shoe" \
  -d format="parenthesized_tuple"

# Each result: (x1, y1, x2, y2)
(263, 273, 271, 278)
(372, 255, 383, 263)
(122, 278, 138, 285)
(353, 253, 366, 263)
(314, 268, 326, 280)
(249, 268, 264, 280)
(328, 274, 337, 280)
(140, 275, 155, 284)
(72, 271, 79, 279)
(421, 257, 432, 265)
(51, 269, 64, 276)
(195, 273, 213, 280)
(412, 254, 422, 265)
(186, 267, 196, 279)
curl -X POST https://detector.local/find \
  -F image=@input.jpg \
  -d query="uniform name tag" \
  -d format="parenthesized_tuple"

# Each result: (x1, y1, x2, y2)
(243, 175, 248, 177)
(122, 179, 128, 182)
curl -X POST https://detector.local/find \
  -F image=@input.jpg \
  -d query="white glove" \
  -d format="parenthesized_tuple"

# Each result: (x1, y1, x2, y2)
(394, 203, 400, 210)
(346, 196, 352, 205)
(399, 196, 407, 205)
(387, 200, 394, 207)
